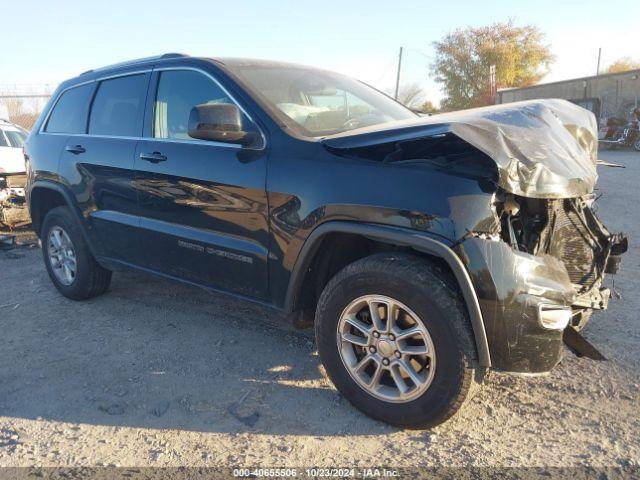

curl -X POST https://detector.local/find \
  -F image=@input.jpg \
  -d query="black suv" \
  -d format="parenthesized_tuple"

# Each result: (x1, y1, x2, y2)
(25, 54, 626, 428)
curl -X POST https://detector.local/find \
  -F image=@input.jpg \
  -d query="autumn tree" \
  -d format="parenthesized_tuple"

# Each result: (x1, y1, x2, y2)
(432, 20, 554, 111)
(605, 57, 640, 74)
(419, 100, 439, 114)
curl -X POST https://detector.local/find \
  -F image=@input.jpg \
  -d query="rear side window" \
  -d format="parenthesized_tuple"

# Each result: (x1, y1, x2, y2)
(89, 74, 148, 137)
(45, 84, 93, 134)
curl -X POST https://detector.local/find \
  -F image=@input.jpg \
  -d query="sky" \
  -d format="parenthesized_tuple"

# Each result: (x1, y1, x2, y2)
(1, 0, 638, 105)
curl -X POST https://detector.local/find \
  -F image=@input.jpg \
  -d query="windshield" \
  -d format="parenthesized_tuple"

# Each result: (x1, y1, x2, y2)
(227, 64, 417, 137)
(4, 129, 27, 148)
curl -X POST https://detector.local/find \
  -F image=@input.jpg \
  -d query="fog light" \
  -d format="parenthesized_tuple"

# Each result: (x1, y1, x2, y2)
(538, 305, 572, 330)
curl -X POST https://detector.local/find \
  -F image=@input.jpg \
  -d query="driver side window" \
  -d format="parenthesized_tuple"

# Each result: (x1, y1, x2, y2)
(153, 70, 252, 141)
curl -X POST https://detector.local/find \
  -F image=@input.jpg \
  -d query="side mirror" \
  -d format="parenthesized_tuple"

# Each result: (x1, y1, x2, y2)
(188, 103, 258, 147)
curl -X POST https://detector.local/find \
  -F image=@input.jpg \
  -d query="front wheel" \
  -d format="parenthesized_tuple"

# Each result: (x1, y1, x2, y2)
(315, 253, 481, 428)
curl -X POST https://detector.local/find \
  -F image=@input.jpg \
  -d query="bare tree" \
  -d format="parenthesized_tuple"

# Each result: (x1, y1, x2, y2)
(397, 83, 426, 109)
(0, 85, 52, 130)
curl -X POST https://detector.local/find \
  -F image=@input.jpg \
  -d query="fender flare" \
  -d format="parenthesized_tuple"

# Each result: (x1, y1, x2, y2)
(284, 221, 491, 367)
(28, 180, 101, 257)
(29, 180, 82, 233)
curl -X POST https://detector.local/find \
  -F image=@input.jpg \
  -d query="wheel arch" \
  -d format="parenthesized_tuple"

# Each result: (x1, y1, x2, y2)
(29, 181, 80, 236)
(284, 221, 491, 367)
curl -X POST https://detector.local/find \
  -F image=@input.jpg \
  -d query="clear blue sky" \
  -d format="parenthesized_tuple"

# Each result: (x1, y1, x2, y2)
(2, 0, 638, 104)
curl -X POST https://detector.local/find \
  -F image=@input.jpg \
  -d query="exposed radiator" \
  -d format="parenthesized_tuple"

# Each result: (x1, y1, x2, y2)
(548, 200, 599, 293)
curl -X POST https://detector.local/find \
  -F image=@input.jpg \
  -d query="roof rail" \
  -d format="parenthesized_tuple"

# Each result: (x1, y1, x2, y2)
(80, 53, 189, 76)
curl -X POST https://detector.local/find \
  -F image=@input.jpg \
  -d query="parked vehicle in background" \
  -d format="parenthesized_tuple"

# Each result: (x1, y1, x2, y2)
(25, 54, 627, 428)
(0, 119, 28, 174)
(599, 113, 640, 151)
(0, 119, 29, 227)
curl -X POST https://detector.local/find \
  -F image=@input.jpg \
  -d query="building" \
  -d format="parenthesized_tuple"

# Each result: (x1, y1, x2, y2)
(497, 69, 640, 125)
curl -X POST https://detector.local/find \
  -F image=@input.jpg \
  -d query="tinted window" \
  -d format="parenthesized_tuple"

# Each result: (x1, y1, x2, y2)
(5, 130, 27, 147)
(153, 70, 254, 141)
(45, 84, 93, 134)
(89, 74, 147, 137)
(0, 130, 7, 146)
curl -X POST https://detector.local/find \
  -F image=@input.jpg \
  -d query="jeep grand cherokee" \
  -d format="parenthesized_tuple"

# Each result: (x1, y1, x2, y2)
(25, 53, 627, 427)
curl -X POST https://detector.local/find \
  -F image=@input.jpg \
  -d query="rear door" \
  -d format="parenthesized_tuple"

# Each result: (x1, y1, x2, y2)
(57, 72, 150, 263)
(31, 83, 95, 193)
(134, 68, 270, 299)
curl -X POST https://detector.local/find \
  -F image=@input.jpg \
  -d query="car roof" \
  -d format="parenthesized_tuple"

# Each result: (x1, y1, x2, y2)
(210, 57, 323, 70)
(71, 53, 324, 84)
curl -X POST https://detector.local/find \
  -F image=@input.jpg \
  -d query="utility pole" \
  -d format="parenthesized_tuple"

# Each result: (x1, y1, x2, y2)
(596, 47, 602, 75)
(489, 64, 496, 103)
(394, 47, 403, 100)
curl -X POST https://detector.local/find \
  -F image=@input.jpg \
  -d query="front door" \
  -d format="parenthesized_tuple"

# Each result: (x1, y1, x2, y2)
(134, 68, 270, 299)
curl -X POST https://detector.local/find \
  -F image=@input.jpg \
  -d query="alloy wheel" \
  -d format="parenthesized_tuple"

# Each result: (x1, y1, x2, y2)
(47, 226, 77, 286)
(336, 295, 436, 403)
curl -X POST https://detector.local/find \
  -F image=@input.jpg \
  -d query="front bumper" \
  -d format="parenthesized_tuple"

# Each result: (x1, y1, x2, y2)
(456, 237, 582, 373)
(0, 172, 29, 227)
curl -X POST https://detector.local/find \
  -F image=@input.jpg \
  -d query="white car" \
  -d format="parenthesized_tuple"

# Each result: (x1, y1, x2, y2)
(0, 119, 28, 174)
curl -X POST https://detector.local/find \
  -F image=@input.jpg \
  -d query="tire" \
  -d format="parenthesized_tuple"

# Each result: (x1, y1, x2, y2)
(634, 137, 640, 152)
(41, 206, 112, 300)
(315, 253, 482, 428)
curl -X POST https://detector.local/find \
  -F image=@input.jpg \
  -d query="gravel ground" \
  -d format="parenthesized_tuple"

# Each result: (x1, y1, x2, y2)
(0, 150, 638, 469)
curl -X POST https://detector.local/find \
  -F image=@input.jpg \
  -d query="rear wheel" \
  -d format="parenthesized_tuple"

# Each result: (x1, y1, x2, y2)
(41, 206, 112, 300)
(315, 253, 481, 428)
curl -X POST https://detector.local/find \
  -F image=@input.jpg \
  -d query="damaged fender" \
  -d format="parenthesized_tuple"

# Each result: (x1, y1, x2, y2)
(456, 237, 577, 373)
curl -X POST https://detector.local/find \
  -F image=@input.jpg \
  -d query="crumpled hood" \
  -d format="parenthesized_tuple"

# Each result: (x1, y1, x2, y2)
(322, 99, 598, 199)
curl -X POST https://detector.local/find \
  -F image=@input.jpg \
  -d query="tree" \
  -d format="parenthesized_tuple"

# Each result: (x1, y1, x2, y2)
(419, 100, 439, 114)
(605, 57, 640, 74)
(432, 20, 554, 111)
(0, 98, 40, 130)
(396, 83, 425, 109)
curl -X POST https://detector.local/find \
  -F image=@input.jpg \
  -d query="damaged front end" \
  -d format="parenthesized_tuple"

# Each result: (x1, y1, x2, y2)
(0, 172, 29, 229)
(457, 191, 627, 372)
(499, 193, 626, 328)
(324, 99, 627, 373)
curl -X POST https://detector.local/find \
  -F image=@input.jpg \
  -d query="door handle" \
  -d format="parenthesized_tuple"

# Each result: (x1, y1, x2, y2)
(65, 145, 86, 154)
(139, 151, 167, 163)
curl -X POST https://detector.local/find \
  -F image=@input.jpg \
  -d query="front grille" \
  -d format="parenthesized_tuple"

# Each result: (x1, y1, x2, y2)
(548, 201, 599, 293)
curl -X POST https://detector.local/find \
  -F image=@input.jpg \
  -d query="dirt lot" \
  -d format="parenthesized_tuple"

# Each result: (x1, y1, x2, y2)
(0, 150, 638, 469)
